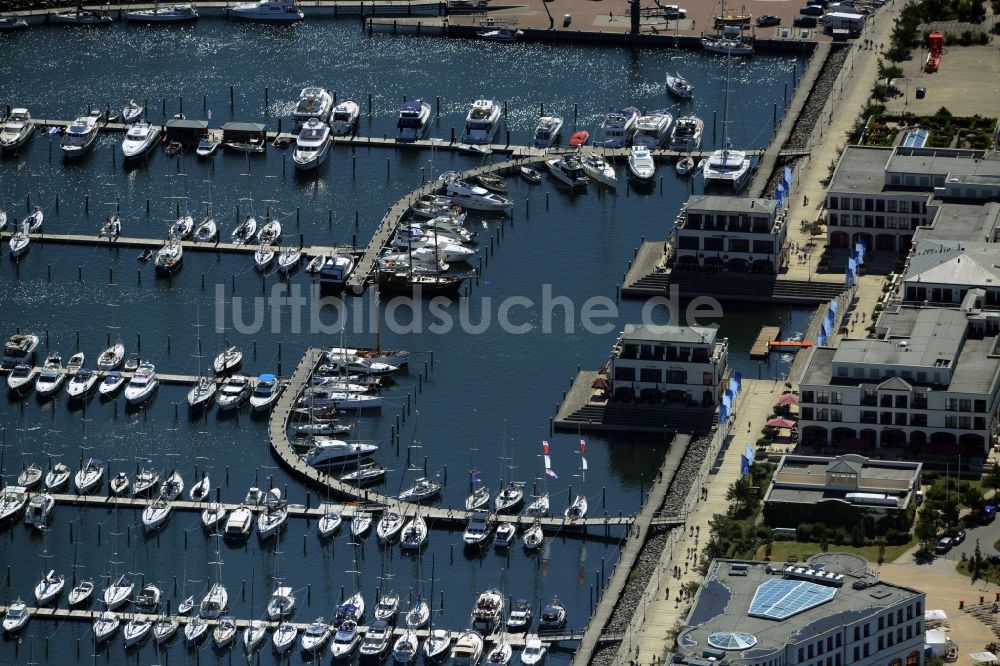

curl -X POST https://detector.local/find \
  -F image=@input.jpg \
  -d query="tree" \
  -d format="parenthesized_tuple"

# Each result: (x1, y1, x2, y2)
(984, 464, 1000, 496)
(940, 497, 961, 532)
(915, 507, 940, 553)
(726, 476, 754, 516)
(962, 485, 986, 515)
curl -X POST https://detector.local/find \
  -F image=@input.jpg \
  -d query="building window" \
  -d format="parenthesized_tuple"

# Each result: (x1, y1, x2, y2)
(836, 634, 842, 648)
(946, 415, 958, 429)
(864, 624, 870, 638)
(799, 648, 804, 662)
(665, 370, 687, 384)
(802, 390, 815, 403)
(831, 391, 842, 405)
(863, 643, 870, 658)
(639, 368, 661, 383)
(895, 395, 908, 408)
(959, 416, 971, 430)
(853, 647, 860, 662)
(960, 399, 972, 412)
(802, 407, 814, 420)
(912, 414, 927, 427)
(854, 627, 860, 641)
(817, 408, 830, 421)
(976, 399, 987, 412)
(878, 616, 884, 630)
(895, 413, 907, 426)
(817, 390, 830, 404)
(703, 372, 713, 386)
(878, 636, 885, 650)
(831, 409, 843, 422)
(614, 367, 636, 381)
(808, 644, 814, 659)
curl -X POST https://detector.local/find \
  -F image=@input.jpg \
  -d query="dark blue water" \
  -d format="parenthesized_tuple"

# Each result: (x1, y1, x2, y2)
(0, 18, 812, 664)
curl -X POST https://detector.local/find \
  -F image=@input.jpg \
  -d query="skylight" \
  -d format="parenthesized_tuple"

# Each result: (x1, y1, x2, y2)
(748, 579, 837, 620)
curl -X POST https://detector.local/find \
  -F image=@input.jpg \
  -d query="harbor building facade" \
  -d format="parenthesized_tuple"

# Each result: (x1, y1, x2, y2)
(608, 324, 728, 406)
(797, 305, 1000, 454)
(674, 554, 925, 666)
(668, 195, 788, 274)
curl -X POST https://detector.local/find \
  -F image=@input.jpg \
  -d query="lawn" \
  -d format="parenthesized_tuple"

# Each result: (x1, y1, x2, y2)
(755, 538, 917, 564)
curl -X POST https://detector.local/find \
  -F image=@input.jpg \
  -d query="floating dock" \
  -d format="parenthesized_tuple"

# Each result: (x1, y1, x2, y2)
(749, 326, 782, 359)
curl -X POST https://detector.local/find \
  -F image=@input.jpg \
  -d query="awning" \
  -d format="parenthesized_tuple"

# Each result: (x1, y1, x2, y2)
(591, 377, 611, 390)
(765, 417, 797, 429)
(777, 393, 800, 406)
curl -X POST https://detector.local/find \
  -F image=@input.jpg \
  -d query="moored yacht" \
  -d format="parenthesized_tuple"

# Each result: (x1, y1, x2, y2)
(396, 99, 432, 142)
(292, 118, 331, 171)
(460, 99, 502, 145)
(318, 254, 355, 287)
(154, 239, 183, 274)
(632, 111, 673, 149)
(329, 100, 360, 136)
(627, 146, 656, 183)
(444, 176, 513, 212)
(304, 439, 379, 468)
(579, 153, 617, 188)
(249, 373, 282, 411)
(124, 362, 159, 405)
(60, 113, 102, 157)
(126, 3, 199, 21)
(216, 374, 252, 411)
(2, 333, 40, 369)
(53, 8, 113, 24)
(703, 141, 751, 189)
(99, 371, 124, 396)
(666, 71, 695, 98)
(531, 115, 563, 149)
(293, 87, 333, 127)
(594, 107, 640, 148)
(121, 121, 160, 160)
(545, 156, 588, 188)
(230, 0, 304, 21)
(451, 630, 485, 666)
(35, 352, 65, 397)
(6, 364, 35, 395)
(669, 115, 704, 151)
(0, 108, 34, 152)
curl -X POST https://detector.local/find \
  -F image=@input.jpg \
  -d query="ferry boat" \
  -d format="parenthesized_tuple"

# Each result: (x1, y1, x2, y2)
(460, 99, 502, 145)
(396, 99, 432, 142)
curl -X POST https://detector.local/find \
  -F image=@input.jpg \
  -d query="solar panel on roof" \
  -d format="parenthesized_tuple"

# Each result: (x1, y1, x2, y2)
(748, 579, 837, 620)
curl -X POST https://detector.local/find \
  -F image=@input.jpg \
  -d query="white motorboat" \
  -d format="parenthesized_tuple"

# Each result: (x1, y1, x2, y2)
(153, 617, 179, 644)
(267, 586, 296, 620)
(35, 352, 65, 397)
(531, 115, 563, 148)
(121, 121, 160, 160)
(74, 458, 104, 494)
(465, 486, 490, 511)
(462, 510, 494, 547)
(195, 136, 219, 158)
(405, 597, 430, 629)
(674, 64, 710, 139)
(34, 570, 65, 606)
(249, 373, 283, 411)
(99, 214, 121, 238)
(451, 630, 485, 666)
(6, 363, 35, 394)
(351, 511, 373, 538)
(93, 611, 120, 643)
(66, 368, 98, 399)
(121, 99, 144, 122)
(142, 497, 172, 531)
(223, 506, 254, 540)
(213, 346, 243, 374)
(293, 87, 333, 128)
(135, 584, 162, 613)
(273, 622, 298, 653)
(68, 579, 95, 607)
(103, 573, 134, 610)
(330, 618, 361, 659)
(579, 153, 618, 188)
(0, 108, 34, 151)
(278, 245, 301, 273)
(133, 468, 160, 497)
(199, 581, 228, 618)
(231, 215, 257, 245)
(96, 342, 125, 371)
(460, 99, 502, 145)
(292, 118, 332, 171)
(396, 99, 432, 142)
(193, 216, 217, 241)
(359, 619, 394, 660)
(487, 638, 513, 665)
(507, 599, 533, 632)
(53, 9, 113, 24)
(170, 214, 194, 240)
(243, 619, 268, 653)
(61, 113, 101, 157)
(257, 501, 288, 540)
(393, 236, 476, 264)
(126, 3, 199, 21)
(189, 474, 210, 501)
(24, 493, 54, 530)
(99, 371, 126, 396)
(66, 351, 84, 375)
(328, 356, 397, 376)
(184, 616, 209, 645)
(627, 146, 656, 183)
(44, 463, 70, 491)
(444, 177, 513, 212)
(329, 100, 360, 136)
(703, 142, 751, 189)
(318, 510, 342, 538)
(494, 522, 516, 548)
(701, 33, 753, 55)
(124, 362, 159, 405)
(187, 376, 216, 409)
(257, 219, 281, 245)
(594, 107, 640, 148)
(300, 617, 333, 653)
(304, 439, 379, 468)
(325, 346, 411, 368)
(0, 14, 28, 31)
(213, 615, 237, 648)
(3, 599, 31, 636)
(479, 26, 522, 40)
(409, 194, 459, 219)
(565, 494, 588, 520)
(632, 111, 673, 149)
(424, 629, 451, 661)
(520, 637, 547, 665)
(398, 477, 442, 503)
(538, 599, 567, 631)
(519, 165, 542, 183)
(216, 374, 252, 411)
(302, 391, 383, 410)
(400, 515, 428, 550)
(230, 0, 304, 21)
(393, 629, 420, 664)
(522, 521, 543, 550)
(201, 502, 226, 530)
(666, 71, 694, 98)
(123, 617, 152, 647)
(545, 156, 589, 188)
(318, 254, 355, 287)
(376, 510, 405, 543)
(154, 239, 183, 274)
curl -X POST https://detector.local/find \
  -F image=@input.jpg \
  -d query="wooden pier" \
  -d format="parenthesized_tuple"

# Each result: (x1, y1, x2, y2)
(15, 0, 447, 19)
(749, 325, 782, 359)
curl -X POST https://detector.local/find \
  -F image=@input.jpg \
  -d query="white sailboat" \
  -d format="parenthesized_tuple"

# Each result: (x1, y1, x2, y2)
(564, 439, 588, 520)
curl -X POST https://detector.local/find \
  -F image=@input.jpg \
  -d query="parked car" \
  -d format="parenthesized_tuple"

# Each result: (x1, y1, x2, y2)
(952, 530, 967, 545)
(793, 15, 818, 26)
(935, 537, 953, 554)
(800, 4, 826, 15)
(756, 14, 781, 26)
(563, 13, 572, 26)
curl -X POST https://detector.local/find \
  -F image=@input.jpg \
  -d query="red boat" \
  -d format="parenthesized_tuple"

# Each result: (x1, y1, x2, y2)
(568, 130, 589, 147)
